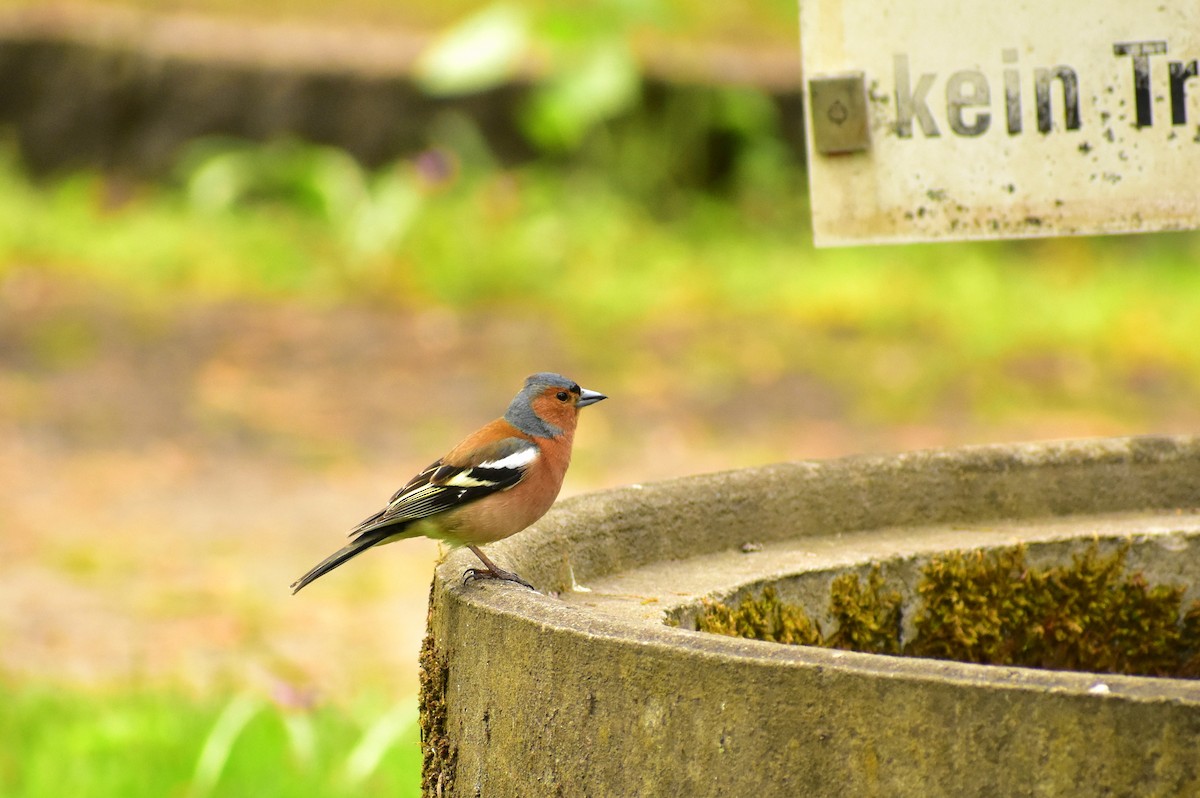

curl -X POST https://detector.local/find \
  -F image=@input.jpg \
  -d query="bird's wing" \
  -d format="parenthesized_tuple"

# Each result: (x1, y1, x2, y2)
(348, 437, 538, 538)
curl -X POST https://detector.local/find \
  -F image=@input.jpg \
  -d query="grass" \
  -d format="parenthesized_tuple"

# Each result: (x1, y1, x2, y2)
(3, 119, 1200, 431)
(0, 682, 422, 797)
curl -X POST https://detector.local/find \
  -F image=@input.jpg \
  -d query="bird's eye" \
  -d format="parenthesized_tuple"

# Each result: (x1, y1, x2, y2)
(556, 391, 570, 402)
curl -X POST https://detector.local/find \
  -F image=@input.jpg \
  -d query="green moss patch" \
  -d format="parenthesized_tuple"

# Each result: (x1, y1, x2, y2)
(695, 544, 1200, 678)
(418, 618, 456, 797)
(689, 585, 823, 646)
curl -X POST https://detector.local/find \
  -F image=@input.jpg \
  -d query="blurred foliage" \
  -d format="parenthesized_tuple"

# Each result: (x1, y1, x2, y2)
(0, 683, 421, 797)
(408, 0, 798, 153)
(1, 104, 1199, 431)
(415, 1, 649, 150)
(415, 5, 533, 95)
(6, 0, 799, 49)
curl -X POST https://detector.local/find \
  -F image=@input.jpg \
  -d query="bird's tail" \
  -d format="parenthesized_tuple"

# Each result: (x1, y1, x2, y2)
(290, 528, 399, 594)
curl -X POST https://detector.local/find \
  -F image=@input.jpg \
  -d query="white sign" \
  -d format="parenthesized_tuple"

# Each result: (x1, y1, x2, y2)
(800, 1, 1200, 246)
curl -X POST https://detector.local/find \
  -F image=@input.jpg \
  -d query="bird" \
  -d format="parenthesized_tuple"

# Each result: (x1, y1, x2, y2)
(290, 372, 606, 594)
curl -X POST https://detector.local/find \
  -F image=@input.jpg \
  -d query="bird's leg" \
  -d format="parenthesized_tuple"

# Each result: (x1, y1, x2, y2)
(463, 545, 536, 590)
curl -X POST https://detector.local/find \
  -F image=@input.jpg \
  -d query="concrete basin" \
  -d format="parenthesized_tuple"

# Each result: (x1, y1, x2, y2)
(421, 436, 1200, 797)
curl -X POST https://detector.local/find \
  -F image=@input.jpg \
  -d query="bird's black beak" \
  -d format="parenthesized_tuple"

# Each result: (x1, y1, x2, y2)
(577, 388, 607, 408)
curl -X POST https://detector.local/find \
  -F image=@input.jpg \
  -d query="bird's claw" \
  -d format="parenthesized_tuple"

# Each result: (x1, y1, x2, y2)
(462, 567, 536, 591)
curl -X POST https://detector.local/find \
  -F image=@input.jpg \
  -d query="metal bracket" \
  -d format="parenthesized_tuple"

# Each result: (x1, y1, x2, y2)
(808, 72, 870, 154)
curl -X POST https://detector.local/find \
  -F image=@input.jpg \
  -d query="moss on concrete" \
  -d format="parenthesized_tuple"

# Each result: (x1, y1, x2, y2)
(418, 602, 456, 797)
(827, 567, 904, 655)
(694, 585, 822, 645)
(910, 543, 1200, 677)
(695, 565, 902, 654)
(697, 544, 1200, 678)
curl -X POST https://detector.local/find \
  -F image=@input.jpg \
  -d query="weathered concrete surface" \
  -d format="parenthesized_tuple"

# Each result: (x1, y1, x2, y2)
(584, 513, 1200, 639)
(423, 436, 1200, 797)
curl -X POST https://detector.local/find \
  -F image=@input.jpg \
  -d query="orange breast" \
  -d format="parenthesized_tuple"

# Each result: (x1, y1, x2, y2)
(436, 431, 574, 546)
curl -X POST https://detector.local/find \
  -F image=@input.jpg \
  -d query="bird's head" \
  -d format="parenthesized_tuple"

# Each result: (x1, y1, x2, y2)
(505, 372, 606, 438)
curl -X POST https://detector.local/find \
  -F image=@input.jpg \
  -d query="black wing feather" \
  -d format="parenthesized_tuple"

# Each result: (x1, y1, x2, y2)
(291, 437, 537, 593)
(347, 438, 535, 539)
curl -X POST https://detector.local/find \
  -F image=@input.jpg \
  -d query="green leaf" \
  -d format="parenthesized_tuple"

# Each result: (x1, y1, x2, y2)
(521, 39, 641, 151)
(415, 4, 530, 96)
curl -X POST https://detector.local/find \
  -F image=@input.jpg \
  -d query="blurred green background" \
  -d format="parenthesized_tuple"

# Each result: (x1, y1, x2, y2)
(1, 1, 1199, 795)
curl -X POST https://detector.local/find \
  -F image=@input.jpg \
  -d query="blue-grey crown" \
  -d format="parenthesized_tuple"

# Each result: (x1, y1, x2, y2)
(504, 373, 579, 437)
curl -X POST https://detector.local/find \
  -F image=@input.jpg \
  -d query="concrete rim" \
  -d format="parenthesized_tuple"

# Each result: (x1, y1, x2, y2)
(434, 435, 1200, 704)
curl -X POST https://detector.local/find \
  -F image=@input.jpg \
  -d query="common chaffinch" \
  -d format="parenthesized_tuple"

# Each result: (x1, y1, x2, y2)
(291, 372, 606, 593)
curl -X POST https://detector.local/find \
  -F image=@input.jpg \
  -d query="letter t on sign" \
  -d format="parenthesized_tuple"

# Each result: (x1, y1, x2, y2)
(1113, 41, 1168, 127)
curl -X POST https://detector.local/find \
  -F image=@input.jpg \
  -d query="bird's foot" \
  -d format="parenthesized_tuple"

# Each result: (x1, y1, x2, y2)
(462, 567, 536, 591)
